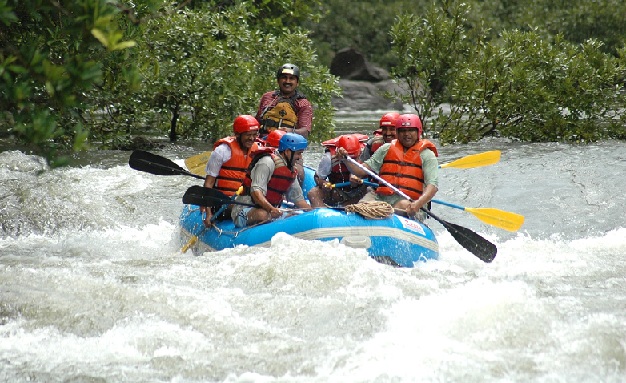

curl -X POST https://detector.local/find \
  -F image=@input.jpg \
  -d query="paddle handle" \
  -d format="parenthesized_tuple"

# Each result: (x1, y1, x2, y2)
(344, 157, 412, 201)
(431, 199, 465, 211)
(332, 180, 379, 188)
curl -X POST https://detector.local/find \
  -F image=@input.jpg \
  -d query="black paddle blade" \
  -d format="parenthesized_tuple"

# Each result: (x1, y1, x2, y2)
(424, 209, 497, 263)
(182, 186, 257, 209)
(129, 150, 204, 180)
(182, 185, 224, 207)
(441, 220, 497, 262)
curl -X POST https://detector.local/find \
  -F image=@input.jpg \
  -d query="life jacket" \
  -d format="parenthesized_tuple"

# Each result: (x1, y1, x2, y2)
(212, 137, 259, 196)
(376, 139, 439, 200)
(260, 90, 307, 131)
(367, 136, 385, 155)
(242, 150, 297, 207)
(321, 134, 369, 185)
(324, 147, 353, 184)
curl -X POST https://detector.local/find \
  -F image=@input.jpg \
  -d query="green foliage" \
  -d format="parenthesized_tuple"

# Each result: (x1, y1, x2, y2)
(0, 0, 149, 166)
(122, 2, 339, 144)
(1, 0, 339, 165)
(442, 32, 625, 143)
(390, 1, 476, 132)
(467, 0, 626, 56)
(389, 1, 626, 144)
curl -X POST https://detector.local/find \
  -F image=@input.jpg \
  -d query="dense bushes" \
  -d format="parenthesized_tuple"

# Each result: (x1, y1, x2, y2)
(1, 0, 625, 166)
(388, 2, 626, 143)
(1, 0, 339, 166)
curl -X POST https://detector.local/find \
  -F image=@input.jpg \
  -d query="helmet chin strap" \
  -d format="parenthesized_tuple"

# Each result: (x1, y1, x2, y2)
(283, 150, 295, 170)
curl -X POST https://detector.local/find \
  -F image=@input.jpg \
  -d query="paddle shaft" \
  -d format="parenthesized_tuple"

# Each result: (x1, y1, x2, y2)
(343, 157, 497, 262)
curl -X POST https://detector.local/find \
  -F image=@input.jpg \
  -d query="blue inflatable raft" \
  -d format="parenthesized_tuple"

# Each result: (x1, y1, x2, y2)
(179, 166, 439, 267)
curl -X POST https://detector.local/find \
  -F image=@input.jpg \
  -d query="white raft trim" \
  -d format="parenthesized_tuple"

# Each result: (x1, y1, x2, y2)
(181, 224, 439, 254)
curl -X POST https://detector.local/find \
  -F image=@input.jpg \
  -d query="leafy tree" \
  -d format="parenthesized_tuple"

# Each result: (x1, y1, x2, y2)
(389, 1, 476, 133)
(122, 2, 339, 144)
(441, 32, 625, 143)
(0, 0, 150, 166)
(1, 0, 340, 165)
(467, 0, 626, 57)
(389, 1, 626, 143)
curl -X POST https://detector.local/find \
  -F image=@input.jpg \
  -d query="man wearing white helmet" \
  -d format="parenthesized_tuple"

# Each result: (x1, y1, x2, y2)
(255, 63, 313, 183)
(255, 63, 313, 138)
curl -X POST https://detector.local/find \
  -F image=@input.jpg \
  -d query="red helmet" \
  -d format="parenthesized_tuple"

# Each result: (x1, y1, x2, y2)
(379, 112, 400, 128)
(265, 129, 286, 148)
(396, 114, 422, 133)
(336, 134, 362, 158)
(233, 115, 260, 134)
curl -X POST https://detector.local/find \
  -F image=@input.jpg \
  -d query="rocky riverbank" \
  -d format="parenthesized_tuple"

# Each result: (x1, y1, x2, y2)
(329, 47, 409, 112)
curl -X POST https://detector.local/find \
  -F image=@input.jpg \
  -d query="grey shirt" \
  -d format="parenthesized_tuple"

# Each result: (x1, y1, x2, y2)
(231, 154, 305, 219)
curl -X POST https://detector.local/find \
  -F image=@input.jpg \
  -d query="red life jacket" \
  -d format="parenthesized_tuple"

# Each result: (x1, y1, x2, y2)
(376, 139, 438, 200)
(368, 136, 385, 155)
(242, 150, 297, 207)
(322, 147, 352, 184)
(321, 134, 368, 185)
(213, 137, 258, 196)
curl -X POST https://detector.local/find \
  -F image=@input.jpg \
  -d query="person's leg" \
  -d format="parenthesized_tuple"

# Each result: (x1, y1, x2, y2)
(307, 186, 326, 208)
(243, 207, 271, 226)
(358, 189, 377, 202)
(233, 207, 252, 228)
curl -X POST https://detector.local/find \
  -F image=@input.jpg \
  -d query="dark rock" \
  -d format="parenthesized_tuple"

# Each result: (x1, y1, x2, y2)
(332, 79, 408, 112)
(329, 47, 409, 111)
(330, 48, 389, 82)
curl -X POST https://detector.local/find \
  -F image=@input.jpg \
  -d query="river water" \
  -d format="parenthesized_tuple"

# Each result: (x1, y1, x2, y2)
(1, 117, 625, 382)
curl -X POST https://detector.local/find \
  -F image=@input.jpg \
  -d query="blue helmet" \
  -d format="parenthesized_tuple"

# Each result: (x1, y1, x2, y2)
(279, 133, 308, 152)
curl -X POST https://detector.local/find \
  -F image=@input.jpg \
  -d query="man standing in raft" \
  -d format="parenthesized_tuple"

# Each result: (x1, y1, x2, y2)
(255, 63, 313, 183)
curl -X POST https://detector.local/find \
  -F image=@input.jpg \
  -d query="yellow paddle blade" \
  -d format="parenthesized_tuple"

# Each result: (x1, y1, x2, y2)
(465, 207, 525, 232)
(184, 151, 212, 177)
(440, 150, 501, 169)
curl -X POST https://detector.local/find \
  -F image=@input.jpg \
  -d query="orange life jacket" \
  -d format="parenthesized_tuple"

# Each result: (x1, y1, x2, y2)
(376, 139, 438, 200)
(242, 151, 297, 207)
(212, 137, 258, 196)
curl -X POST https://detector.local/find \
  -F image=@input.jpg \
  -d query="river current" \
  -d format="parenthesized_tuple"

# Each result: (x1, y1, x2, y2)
(1, 117, 625, 382)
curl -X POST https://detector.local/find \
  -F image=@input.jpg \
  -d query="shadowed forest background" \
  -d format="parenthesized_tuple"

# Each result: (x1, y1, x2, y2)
(1, 0, 625, 166)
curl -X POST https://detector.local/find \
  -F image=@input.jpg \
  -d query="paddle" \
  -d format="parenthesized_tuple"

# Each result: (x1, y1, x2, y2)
(343, 157, 497, 263)
(184, 151, 212, 177)
(333, 181, 523, 232)
(439, 150, 501, 169)
(431, 199, 524, 232)
(182, 186, 305, 213)
(183, 185, 256, 208)
(129, 150, 205, 180)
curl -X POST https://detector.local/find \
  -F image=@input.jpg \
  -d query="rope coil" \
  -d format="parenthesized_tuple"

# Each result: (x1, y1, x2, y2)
(344, 200, 394, 219)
